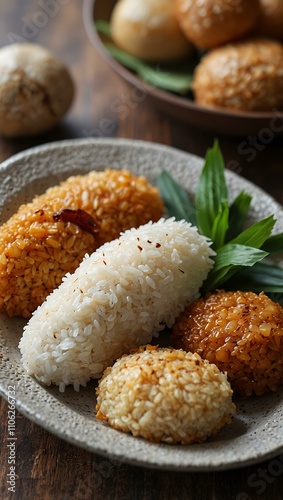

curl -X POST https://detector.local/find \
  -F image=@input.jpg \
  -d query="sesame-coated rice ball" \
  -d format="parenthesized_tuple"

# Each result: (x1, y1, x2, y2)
(172, 290, 283, 398)
(96, 346, 235, 444)
(193, 38, 283, 112)
(175, 0, 260, 49)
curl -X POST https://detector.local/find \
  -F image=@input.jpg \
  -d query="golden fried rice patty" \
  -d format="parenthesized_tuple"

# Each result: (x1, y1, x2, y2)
(175, 0, 259, 49)
(0, 169, 163, 318)
(96, 345, 235, 444)
(193, 38, 283, 112)
(172, 290, 283, 397)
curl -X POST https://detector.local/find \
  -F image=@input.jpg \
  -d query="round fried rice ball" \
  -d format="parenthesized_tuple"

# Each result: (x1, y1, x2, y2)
(96, 346, 235, 444)
(110, 0, 193, 62)
(175, 0, 260, 49)
(193, 38, 283, 112)
(256, 0, 283, 41)
(172, 290, 283, 398)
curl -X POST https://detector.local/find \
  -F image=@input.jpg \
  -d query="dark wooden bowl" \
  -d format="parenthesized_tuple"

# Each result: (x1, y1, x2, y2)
(83, 0, 283, 137)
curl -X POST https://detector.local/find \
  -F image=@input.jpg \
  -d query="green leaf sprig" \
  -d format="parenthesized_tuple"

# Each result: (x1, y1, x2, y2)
(157, 141, 283, 296)
(95, 21, 199, 95)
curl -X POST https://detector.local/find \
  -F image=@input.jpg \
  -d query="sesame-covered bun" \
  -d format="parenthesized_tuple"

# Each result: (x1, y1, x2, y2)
(256, 0, 283, 41)
(110, 0, 194, 62)
(175, 0, 260, 49)
(193, 38, 283, 112)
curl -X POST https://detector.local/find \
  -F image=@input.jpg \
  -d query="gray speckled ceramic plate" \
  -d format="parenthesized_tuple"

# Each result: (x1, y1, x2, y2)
(1, 138, 283, 471)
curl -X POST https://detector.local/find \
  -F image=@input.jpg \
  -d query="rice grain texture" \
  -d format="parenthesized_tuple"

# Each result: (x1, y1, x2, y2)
(193, 38, 283, 112)
(172, 290, 283, 397)
(0, 169, 163, 318)
(19, 218, 214, 391)
(96, 346, 236, 444)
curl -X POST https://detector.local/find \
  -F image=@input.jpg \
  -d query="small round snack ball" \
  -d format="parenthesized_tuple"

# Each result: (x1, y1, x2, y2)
(256, 0, 283, 41)
(193, 38, 283, 112)
(0, 43, 74, 137)
(110, 0, 194, 62)
(172, 290, 283, 398)
(96, 345, 235, 444)
(175, 0, 260, 49)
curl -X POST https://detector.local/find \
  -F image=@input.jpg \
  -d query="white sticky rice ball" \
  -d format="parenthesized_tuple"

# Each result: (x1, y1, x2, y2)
(19, 218, 214, 391)
(96, 346, 236, 444)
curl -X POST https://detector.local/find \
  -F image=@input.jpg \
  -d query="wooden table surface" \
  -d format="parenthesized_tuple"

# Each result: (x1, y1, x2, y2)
(1, 1, 283, 499)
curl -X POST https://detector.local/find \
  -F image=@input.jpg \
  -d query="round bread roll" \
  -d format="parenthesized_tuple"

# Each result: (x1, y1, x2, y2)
(175, 0, 260, 49)
(110, 0, 194, 62)
(193, 38, 283, 112)
(256, 0, 283, 41)
(0, 43, 74, 137)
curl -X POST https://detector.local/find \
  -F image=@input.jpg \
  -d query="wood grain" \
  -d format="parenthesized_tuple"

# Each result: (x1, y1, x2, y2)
(0, 1, 283, 499)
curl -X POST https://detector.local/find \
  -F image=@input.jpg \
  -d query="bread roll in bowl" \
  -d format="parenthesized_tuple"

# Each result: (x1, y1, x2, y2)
(110, 0, 194, 62)
(0, 43, 74, 137)
(193, 38, 283, 112)
(256, 0, 283, 41)
(175, 0, 260, 49)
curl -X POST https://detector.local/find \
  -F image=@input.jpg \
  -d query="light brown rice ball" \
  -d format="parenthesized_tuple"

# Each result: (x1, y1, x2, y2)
(0, 43, 74, 137)
(175, 0, 260, 49)
(193, 38, 283, 112)
(110, 0, 194, 62)
(96, 345, 235, 444)
(172, 290, 283, 398)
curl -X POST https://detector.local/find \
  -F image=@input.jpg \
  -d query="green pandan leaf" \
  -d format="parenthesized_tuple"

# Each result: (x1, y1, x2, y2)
(105, 44, 145, 72)
(227, 262, 283, 289)
(137, 62, 195, 94)
(226, 191, 252, 241)
(195, 141, 228, 238)
(157, 141, 283, 296)
(105, 43, 196, 94)
(95, 20, 199, 94)
(229, 215, 276, 248)
(262, 233, 283, 254)
(211, 201, 229, 250)
(203, 244, 269, 292)
(224, 263, 283, 297)
(157, 170, 197, 225)
(95, 20, 112, 38)
(212, 244, 269, 271)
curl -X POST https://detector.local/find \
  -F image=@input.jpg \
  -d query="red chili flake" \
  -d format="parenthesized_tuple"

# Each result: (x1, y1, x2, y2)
(35, 209, 45, 216)
(53, 209, 99, 236)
